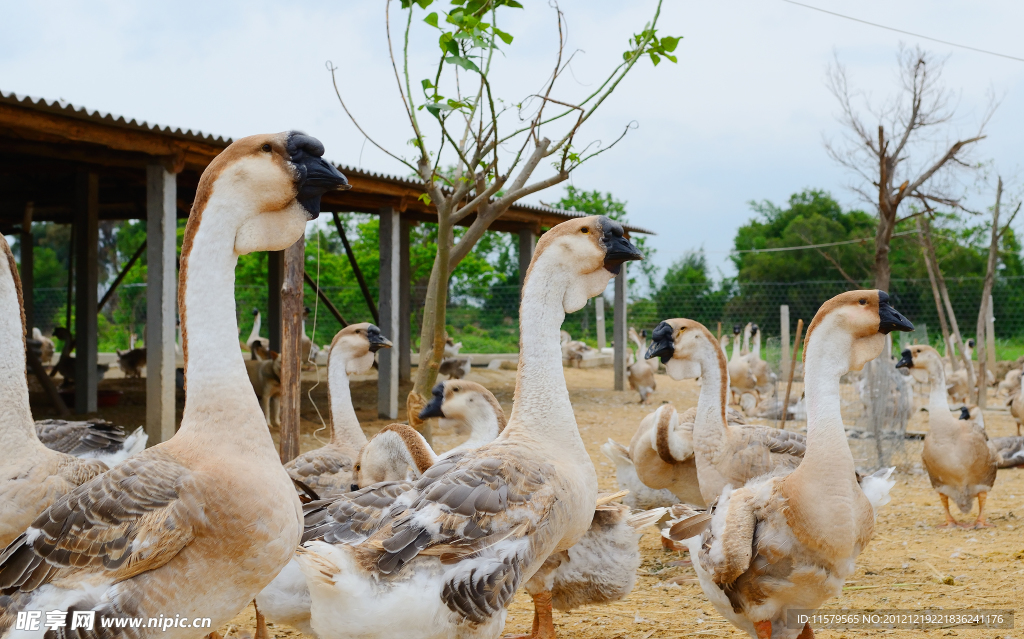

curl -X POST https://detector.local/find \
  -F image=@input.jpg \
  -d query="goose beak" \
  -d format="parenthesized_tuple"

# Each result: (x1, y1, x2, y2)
(366, 325, 393, 353)
(877, 291, 914, 334)
(894, 349, 913, 369)
(599, 216, 643, 275)
(419, 383, 446, 419)
(287, 132, 350, 219)
(959, 406, 970, 420)
(645, 321, 675, 364)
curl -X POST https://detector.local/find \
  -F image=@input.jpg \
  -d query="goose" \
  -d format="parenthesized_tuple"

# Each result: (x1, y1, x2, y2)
(439, 356, 472, 380)
(247, 307, 265, 353)
(998, 368, 1021, 399)
(599, 440, 679, 510)
(626, 327, 657, 404)
(625, 404, 702, 506)
(646, 318, 807, 506)
(727, 326, 758, 407)
(559, 330, 591, 368)
(318, 375, 662, 639)
(293, 215, 641, 639)
(34, 419, 147, 467)
(443, 336, 463, 358)
(744, 324, 776, 397)
(1010, 389, 1024, 436)
(0, 235, 109, 550)
(895, 345, 1001, 528)
(30, 327, 54, 366)
(740, 322, 752, 356)
(284, 323, 392, 497)
(0, 131, 350, 637)
(666, 290, 910, 639)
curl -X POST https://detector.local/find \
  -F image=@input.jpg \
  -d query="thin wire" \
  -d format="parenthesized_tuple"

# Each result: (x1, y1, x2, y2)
(307, 227, 331, 445)
(733, 229, 917, 254)
(779, 0, 1024, 63)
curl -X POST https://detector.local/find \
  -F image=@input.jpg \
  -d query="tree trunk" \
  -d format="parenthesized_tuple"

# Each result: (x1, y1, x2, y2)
(918, 217, 955, 371)
(975, 177, 1002, 407)
(873, 126, 894, 291)
(922, 216, 975, 388)
(408, 214, 453, 442)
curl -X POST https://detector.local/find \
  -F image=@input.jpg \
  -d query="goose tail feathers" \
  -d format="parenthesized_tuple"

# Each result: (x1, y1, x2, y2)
(860, 467, 896, 513)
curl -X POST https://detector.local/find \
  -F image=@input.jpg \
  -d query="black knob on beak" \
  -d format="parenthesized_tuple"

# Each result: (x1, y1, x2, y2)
(366, 325, 393, 353)
(419, 382, 446, 420)
(645, 321, 676, 364)
(894, 349, 913, 369)
(599, 217, 643, 275)
(877, 291, 914, 334)
(287, 131, 350, 219)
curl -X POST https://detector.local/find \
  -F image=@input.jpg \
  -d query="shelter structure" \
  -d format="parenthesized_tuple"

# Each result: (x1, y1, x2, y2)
(0, 91, 652, 458)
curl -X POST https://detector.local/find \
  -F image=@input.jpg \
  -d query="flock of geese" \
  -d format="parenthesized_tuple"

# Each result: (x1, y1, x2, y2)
(1, 132, 1022, 639)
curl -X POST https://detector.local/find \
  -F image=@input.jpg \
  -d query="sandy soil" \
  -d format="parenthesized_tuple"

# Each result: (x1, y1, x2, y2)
(29, 367, 1024, 639)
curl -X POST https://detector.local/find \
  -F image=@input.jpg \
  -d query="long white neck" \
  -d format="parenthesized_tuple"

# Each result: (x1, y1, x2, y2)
(924, 355, 951, 417)
(177, 207, 278, 455)
(693, 339, 731, 453)
(506, 252, 581, 446)
(248, 313, 261, 342)
(0, 255, 39, 455)
(327, 350, 367, 449)
(730, 334, 741, 361)
(449, 408, 501, 454)
(800, 328, 856, 476)
(753, 331, 761, 359)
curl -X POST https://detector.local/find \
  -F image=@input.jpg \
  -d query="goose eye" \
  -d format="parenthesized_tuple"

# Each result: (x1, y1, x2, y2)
(859, 298, 867, 306)
(580, 227, 589, 234)
(261, 143, 272, 152)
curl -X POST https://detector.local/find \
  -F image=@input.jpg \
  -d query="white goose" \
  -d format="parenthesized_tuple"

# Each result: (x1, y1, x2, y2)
(645, 318, 806, 506)
(0, 132, 349, 638)
(0, 236, 108, 550)
(285, 323, 392, 498)
(294, 215, 641, 639)
(667, 290, 909, 639)
(34, 419, 147, 467)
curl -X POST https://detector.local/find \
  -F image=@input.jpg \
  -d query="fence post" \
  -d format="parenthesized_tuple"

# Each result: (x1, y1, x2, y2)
(986, 293, 996, 363)
(595, 297, 606, 351)
(614, 264, 627, 391)
(780, 305, 790, 380)
(377, 207, 401, 419)
(145, 164, 177, 446)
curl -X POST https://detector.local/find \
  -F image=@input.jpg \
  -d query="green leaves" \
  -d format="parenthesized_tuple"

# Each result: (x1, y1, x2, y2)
(446, 54, 480, 72)
(623, 28, 683, 65)
(424, 12, 439, 27)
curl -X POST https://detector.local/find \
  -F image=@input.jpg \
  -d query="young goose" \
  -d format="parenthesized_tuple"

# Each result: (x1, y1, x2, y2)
(34, 419, 147, 467)
(646, 318, 806, 506)
(295, 215, 641, 639)
(0, 132, 349, 636)
(895, 345, 1000, 528)
(668, 290, 910, 639)
(0, 236, 108, 549)
(626, 328, 657, 404)
(599, 441, 679, 510)
(354, 424, 437, 488)
(285, 323, 392, 498)
(419, 380, 507, 458)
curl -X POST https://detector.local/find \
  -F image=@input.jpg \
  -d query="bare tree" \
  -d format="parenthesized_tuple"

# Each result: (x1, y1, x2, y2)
(331, 0, 678, 434)
(975, 177, 1021, 407)
(826, 46, 992, 290)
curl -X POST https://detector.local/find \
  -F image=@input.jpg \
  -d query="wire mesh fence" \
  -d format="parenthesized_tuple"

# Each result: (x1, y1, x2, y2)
(28, 275, 1024, 359)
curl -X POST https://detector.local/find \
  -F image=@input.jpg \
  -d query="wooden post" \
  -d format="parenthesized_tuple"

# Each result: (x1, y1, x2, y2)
(614, 264, 628, 391)
(21, 202, 33, 333)
(279, 236, 304, 463)
(779, 319, 804, 430)
(378, 207, 400, 419)
(146, 164, 177, 445)
(399, 217, 412, 383)
(518, 228, 535, 289)
(780, 305, 790, 380)
(74, 172, 99, 414)
(268, 251, 283, 352)
(986, 293, 996, 364)
(918, 217, 955, 370)
(595, 297, 606, 351)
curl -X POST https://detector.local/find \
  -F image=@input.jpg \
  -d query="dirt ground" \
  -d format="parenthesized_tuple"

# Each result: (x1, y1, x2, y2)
(29, 367, 1024, 639)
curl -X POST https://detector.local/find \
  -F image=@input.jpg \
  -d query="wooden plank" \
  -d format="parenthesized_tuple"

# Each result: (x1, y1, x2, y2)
(279, 236, 304, 463)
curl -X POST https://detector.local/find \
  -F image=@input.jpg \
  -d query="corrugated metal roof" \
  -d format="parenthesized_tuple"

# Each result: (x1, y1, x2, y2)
(0, 89, 653, 234)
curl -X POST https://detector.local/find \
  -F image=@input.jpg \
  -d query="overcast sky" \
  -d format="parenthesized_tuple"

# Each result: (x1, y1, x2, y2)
(3, 1, 1022, 282)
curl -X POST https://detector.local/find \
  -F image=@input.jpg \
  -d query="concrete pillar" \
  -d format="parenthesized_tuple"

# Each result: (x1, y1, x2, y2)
(378, 207, 400, 419)
(73, 172, 99, 413)
(518, 228, 535, 287)
(780, 304, 790, 380)
(595, 296, 606, 351)
(279, 236, 304, 462)
(146, 164, 177, 444)
(20, 202, 34, 333)
(399, 217, 412, 383)
(268, 251, 283, 352)
(613, 264, 628, 391)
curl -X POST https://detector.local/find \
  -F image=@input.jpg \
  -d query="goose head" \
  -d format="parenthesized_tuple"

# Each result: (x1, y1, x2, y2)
(190, 131, 349, 255)
(328, 323, 392, 375)
(419, 380, 507, 437)
(645, 318, 722, 381)
(894, 343, 942, 375)
(804, 290, 914, 372)
(354, 424, 435, 489)
(528, 216, 642, 313)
